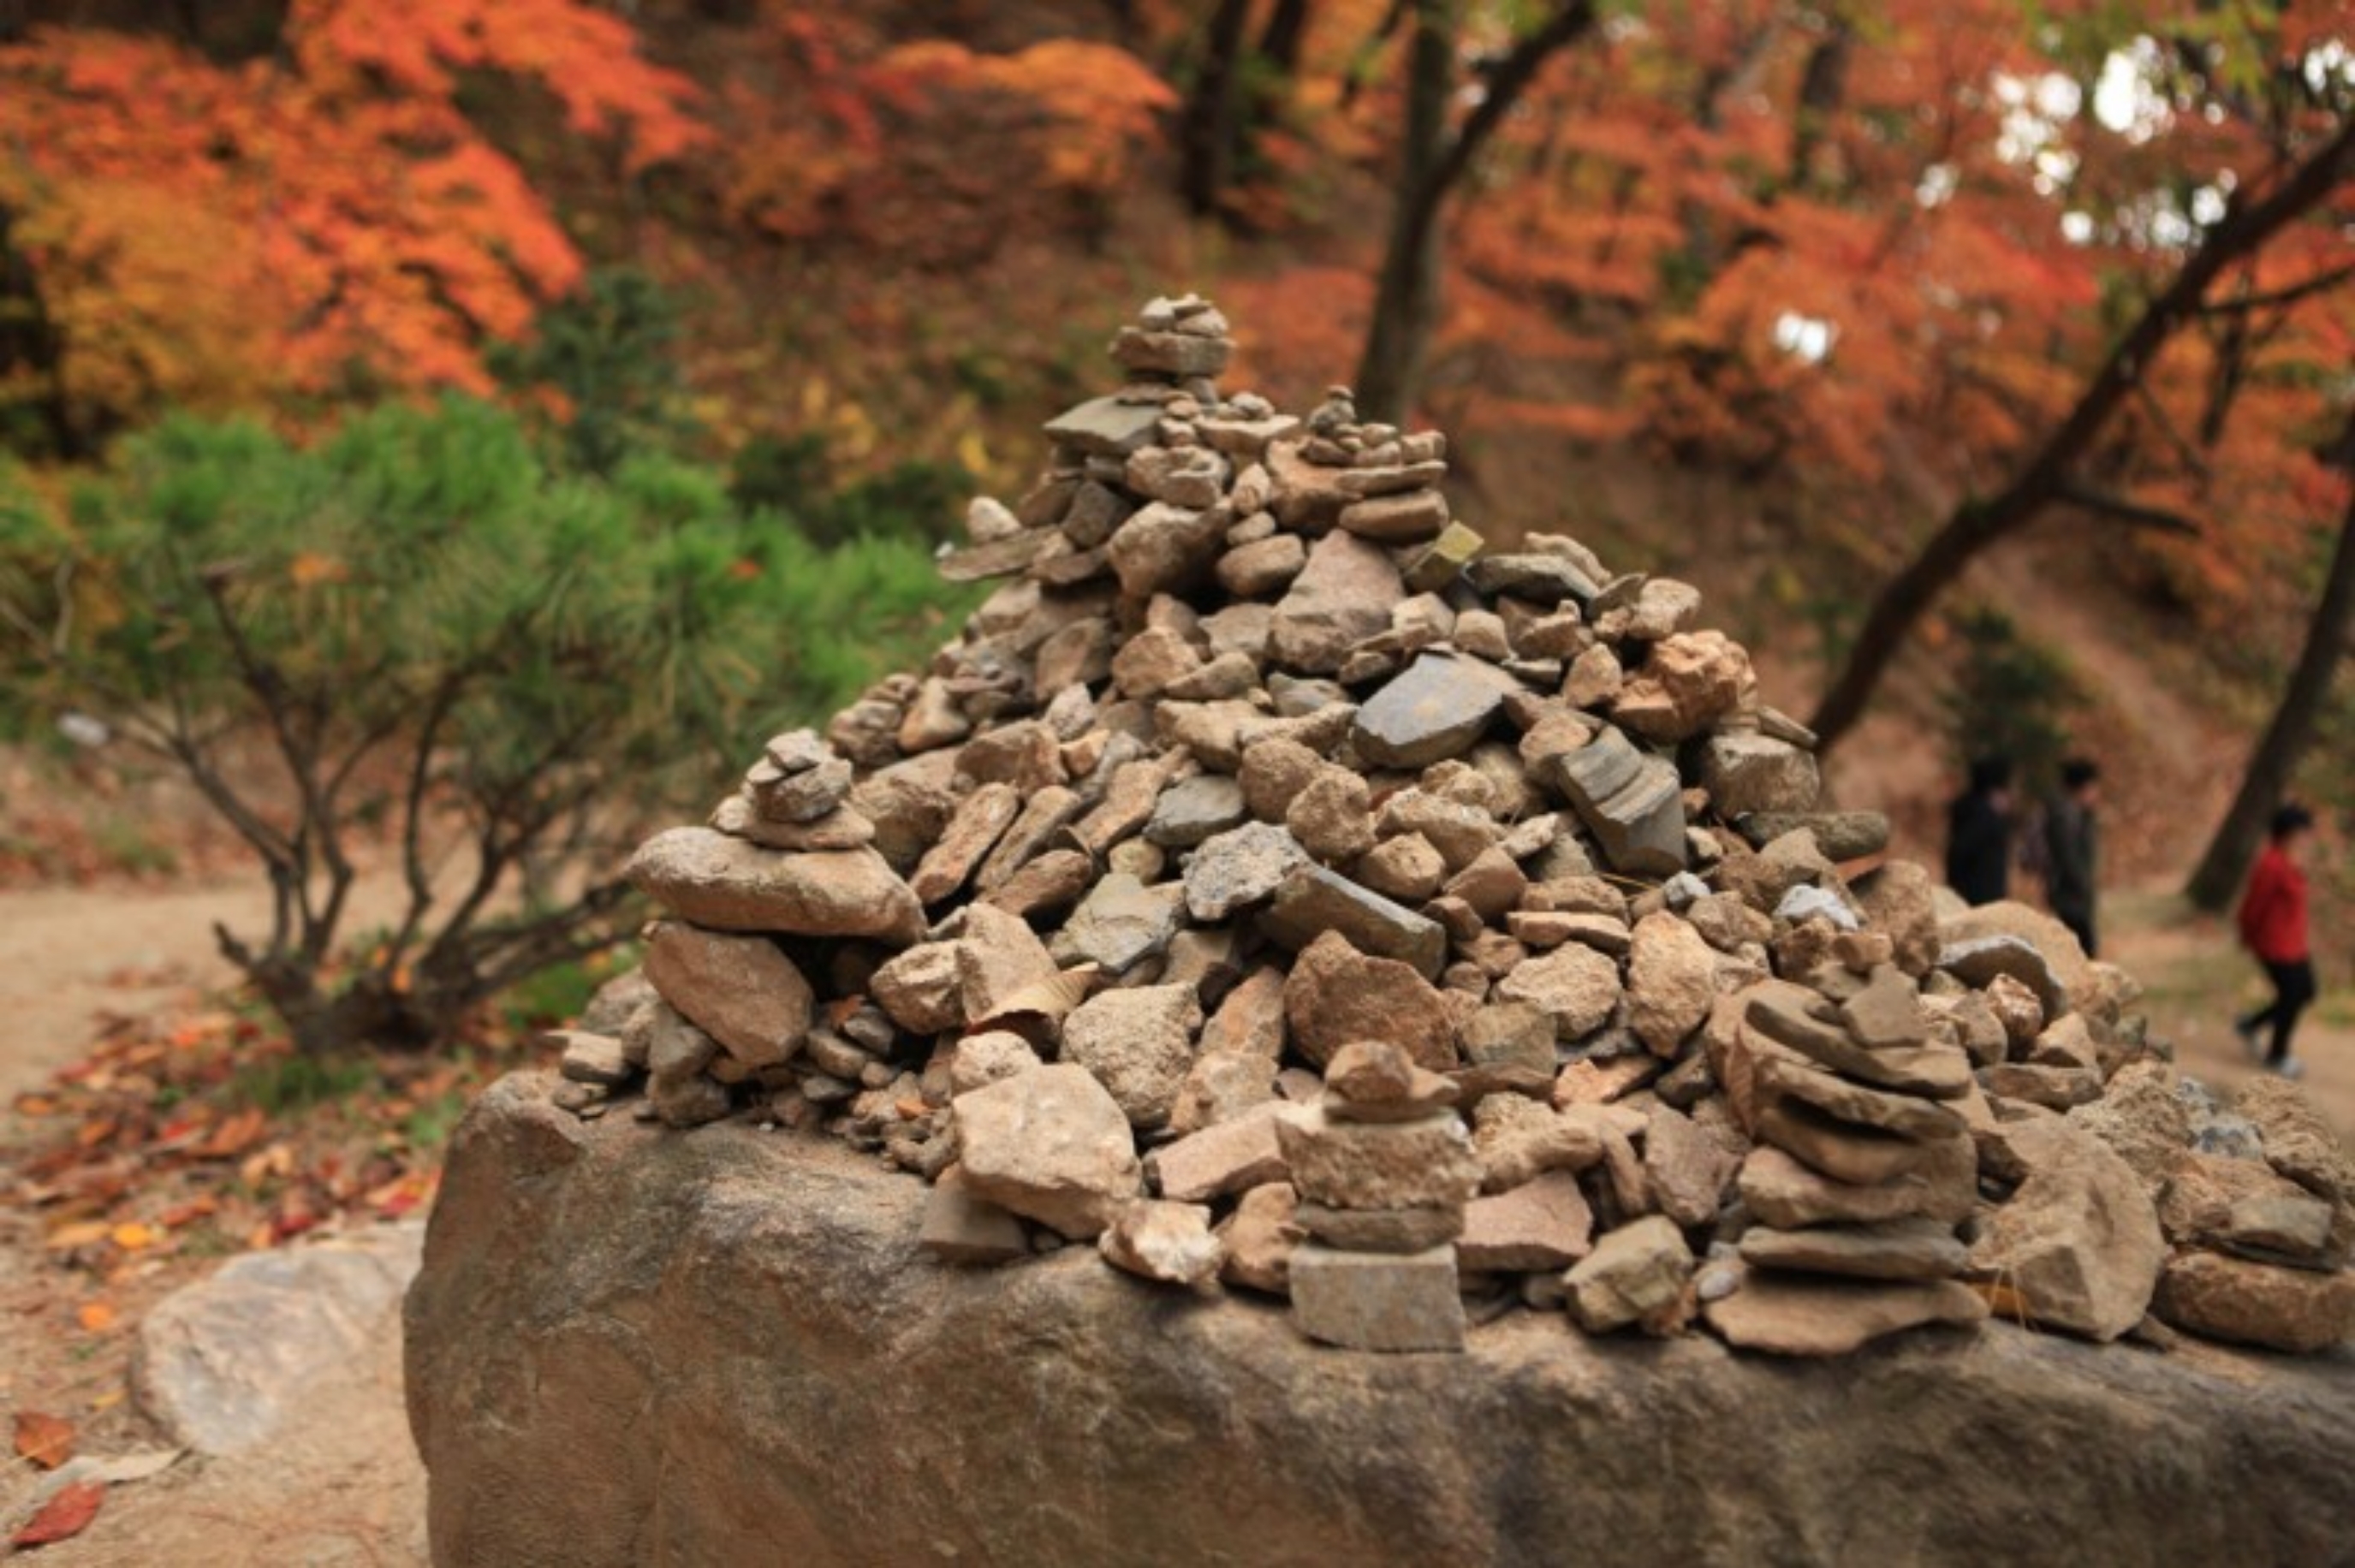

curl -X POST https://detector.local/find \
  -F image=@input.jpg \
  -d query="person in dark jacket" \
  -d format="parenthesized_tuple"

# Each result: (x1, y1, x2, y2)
(1946, 755, 2014, 906)
(2235, 804, 2317, 1079)
(2043, 757, 2101, 956)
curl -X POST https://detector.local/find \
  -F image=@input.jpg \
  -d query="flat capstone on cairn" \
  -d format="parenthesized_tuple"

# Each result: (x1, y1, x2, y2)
(548, 294, 2355, 1360)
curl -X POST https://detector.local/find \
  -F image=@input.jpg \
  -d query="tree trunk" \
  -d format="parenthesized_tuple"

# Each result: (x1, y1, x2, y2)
(1788, 19, 1852, 193)
(0, 203, 87, 460)
(1259, 0, 1311, 74)
(286, 980, 443, 1055)
(1807, 116, 2355, 753)
(1180, 0, 1254, 217)
(1354, 1, 1599, 425)
(2186, 443, 2355, 910)
(1353, 0, 1453, 424)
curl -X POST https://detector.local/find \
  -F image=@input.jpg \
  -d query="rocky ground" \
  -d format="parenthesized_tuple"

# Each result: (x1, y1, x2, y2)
(6, 300, 2355, 1554)
(0, 862, 2345, 1562)
(552, 299, 2353, 1367)
(407, 1078, 2355, 1568)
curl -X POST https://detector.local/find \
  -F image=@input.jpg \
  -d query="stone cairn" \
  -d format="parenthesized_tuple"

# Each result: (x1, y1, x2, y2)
(550, 295, 2355, 1359)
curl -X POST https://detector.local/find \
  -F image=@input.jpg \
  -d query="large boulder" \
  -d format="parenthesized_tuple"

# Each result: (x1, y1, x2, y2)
(407, 1075, 2355, 1568)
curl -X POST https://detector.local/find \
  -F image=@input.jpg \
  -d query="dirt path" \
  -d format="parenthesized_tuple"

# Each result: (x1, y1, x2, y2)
(2104, 886, 2355, 1143)
(0, 867, 423, 1105)
(1, 1318, 427, 1568)
(2, 865, 429, 1565)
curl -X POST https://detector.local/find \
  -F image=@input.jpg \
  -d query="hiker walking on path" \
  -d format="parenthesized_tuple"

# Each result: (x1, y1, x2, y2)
(2235, 803, 2319, 1080)
(2043, 758, 2101, 957)
(1946, 756, 2015, 906)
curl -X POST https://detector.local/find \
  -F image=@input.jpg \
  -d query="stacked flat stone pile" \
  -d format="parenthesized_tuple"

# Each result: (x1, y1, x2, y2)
(547, 295, 2354, 1360)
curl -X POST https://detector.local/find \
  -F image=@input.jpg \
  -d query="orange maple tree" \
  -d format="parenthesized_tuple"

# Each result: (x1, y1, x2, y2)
(707, 8, 1176, 253)
(1290, 0, 2352, 745)
(0, 0, 704, 449)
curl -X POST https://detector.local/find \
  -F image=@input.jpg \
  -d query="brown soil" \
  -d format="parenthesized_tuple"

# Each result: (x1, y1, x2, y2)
(1, 864, 427, 1567)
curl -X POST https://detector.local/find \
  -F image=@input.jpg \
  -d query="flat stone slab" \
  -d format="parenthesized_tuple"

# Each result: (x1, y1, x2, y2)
(407, 1076, 2355, 1568)
(1351, 652, 1507, 769)
(140, 1221, 423, 1456)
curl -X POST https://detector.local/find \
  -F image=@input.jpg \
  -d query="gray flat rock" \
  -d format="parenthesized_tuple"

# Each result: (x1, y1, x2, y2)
(1043, 395, 1165, 457)
(1549, 729, 1686, 879)
(1258, 864, 1448, 979)
(1051, 873, 1183, 974)
(1183, 822, 1311, 922)
(135, 1222, 424, 1456)
(1465, 555, 1601, 609)
(1351, 652, 1508, 769)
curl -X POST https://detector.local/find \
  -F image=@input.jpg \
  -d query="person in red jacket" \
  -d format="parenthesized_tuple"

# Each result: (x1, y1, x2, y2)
(2234, 804, 2317, 1078)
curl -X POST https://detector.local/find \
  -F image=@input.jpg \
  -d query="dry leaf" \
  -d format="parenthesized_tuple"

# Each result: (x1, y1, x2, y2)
(14, 1411, 75, 1470)
(289, 549, 350, 587)
(43, 1221, 109, 1251)
(157, 1197, 219, 1227)
(109, 1222, 157, 1251)
(197, 1106, 267, 1159)
(83, 1447, 181, 1484)
(11, 1480, 103, 1548)
(75, 1302, 116, 1333)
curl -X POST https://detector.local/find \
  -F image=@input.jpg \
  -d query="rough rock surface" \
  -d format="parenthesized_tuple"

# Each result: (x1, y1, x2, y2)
(1969, 1122, 2165, 1342)
(141, 1221, 423, 1456)
(627, 829, 925, 944)
(410, 1081, 2355, 1568)
(526, 294, 2349, 1427)
(952, 1064, 1142, 1238)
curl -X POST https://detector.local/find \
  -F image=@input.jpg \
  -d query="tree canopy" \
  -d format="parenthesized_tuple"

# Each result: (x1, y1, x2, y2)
(2, 0, 2350, 764)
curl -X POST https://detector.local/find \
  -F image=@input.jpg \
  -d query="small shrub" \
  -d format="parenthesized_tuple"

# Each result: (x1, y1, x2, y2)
(230, 1052, 377, 1114)
(491, 268, 696, 478)
(0, 397, 971, 1052)
(729, 428, 969, 549)
(1941, 606, 2084, 789)
(401, 1089, 473, 1152)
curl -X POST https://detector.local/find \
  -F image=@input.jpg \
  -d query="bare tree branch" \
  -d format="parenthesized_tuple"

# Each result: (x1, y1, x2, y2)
(2055, 484, 2203, 536)
(1810, 112, 2355, 750)
(2197, 257, 2355, 318)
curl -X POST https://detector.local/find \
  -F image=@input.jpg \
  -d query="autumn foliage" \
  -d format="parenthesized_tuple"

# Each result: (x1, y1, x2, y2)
(0, 0, 2350, 936)
(0, 0, 702, 447)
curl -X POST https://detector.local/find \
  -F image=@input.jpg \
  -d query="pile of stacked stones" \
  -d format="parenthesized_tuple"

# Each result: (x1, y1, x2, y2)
(550, 296, 2354, 1359)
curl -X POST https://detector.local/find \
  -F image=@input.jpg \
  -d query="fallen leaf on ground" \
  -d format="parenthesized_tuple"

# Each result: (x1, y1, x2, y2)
(75, 1302, 116, 1333)
(42, 1221, 109, 1251)
(109, 1222, 157, 1251)
(196, 1106, 266, 1159)
(11, 1480, 103, 1549)
(14, 1411, 74, 1470)
(157, 1197, 218, 1227)
(83, 1448, 181, 1484)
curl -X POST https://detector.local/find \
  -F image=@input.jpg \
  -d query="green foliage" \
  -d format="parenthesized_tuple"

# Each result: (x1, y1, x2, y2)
(90, 815, 179, 876)
(0, 396, 972, 1049)
(230, 1052, 378, 1114)
(501, 952, 621, 1033)
(1942, 607, 2085, 789)
(491, 268, 695, 478)
(0, 453, 58, 734)
(15, 395, 959, 810)
(728, 430, 970, 549)
(401, 1088, 473, 1151)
